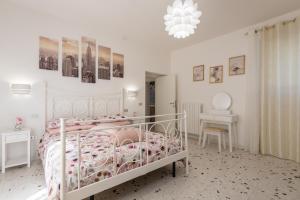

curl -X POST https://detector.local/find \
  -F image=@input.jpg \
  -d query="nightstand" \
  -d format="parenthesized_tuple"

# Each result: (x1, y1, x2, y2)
(1, 128, 31, 173)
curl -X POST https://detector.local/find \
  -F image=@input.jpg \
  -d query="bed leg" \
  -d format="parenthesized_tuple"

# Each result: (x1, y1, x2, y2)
(185, 156, 189, 175)
(172, 162, 176, 177)
(90, 195, 95, 200)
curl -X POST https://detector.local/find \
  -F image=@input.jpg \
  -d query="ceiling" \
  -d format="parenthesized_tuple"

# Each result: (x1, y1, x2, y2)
(6, 0, 300, 52)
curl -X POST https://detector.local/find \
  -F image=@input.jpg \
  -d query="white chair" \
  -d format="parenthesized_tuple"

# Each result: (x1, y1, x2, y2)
(202, 127, 227, 153)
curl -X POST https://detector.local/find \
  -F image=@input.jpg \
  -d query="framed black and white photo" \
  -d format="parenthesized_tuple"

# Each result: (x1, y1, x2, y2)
(39, 36, 59, 71)
(98, 46, 111, 80)
(81, 37, 96, 83)
(113, 53, 124, 78)
(62, 38, 79, 77)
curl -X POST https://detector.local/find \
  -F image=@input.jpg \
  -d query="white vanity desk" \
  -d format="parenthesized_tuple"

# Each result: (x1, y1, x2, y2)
(198, 113, 238, 152)
(199, 92, 238, 152)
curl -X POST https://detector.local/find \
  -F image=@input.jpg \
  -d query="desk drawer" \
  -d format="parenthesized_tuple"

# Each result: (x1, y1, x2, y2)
(5, 132, 29, 143)
(200, 115, 238, 123)
(202, 115, 232, 122)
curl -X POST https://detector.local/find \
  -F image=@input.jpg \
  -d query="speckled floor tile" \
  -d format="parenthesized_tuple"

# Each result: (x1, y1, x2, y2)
(0, 139, 299, 200)
(0, 160, 45, 200)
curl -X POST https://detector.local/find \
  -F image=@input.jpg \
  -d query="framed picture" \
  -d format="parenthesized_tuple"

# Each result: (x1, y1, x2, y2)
(209, 66, 223, 84)
(229, 55, 245, 75)
(193, 65, 204, 81)
(113, 53, 124, 78)
(39, 36, 59, 71)
(98, 46, 111, 80)
(81, 37, 96, 83)
(62, 38, 79, 77)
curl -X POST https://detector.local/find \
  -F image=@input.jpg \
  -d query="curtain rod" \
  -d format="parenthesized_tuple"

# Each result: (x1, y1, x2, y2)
(244, 18, 297, 36)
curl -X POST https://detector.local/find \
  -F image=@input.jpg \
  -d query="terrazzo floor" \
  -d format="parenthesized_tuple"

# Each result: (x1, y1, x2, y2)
(0, 139, 299, 200)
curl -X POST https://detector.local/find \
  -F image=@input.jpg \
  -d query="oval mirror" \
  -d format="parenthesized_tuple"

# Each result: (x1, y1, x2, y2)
(212, 92, 232, 110)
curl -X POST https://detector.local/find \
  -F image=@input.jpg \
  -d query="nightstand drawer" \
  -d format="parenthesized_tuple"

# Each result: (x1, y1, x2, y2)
(5, 132, 29, 143)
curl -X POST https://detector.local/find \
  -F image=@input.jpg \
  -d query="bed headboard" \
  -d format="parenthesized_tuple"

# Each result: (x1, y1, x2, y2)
(46, 87, 124, 121)
(92, 93, 124, 117)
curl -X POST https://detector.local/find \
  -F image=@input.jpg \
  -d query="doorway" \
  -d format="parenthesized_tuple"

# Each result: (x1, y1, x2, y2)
(145, 72, 177, 122)
(145, 72, 162, 123)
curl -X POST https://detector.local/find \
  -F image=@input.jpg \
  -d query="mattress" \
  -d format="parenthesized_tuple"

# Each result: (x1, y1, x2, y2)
(38, 124, 181, 199)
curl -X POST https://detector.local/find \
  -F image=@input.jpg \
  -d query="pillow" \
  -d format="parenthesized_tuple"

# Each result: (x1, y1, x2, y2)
(47, 117, 95, 129)
(96, 115, 128, 123)
(47, 119, 60, 129)
(90, 123, 117, 134)
(90, 121, 131, 133)
(71, 118, 95, 126)
(46, 124, 96, 135)
(110, 128, 144, 147)
(110, 121, 131, 126)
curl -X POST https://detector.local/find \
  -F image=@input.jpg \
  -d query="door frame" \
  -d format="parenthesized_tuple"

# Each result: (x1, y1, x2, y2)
(145, 71, 166, 117)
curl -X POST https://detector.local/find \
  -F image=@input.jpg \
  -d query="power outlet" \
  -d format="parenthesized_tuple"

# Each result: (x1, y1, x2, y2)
(31, 114, 39, 119)
(30, 135, 37, 140)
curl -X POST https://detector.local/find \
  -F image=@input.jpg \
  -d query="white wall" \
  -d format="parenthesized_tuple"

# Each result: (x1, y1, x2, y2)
(171, 9, 300, 150)
(1, 1, 299, 165)
(171, 29, 249, 148)
(0, 1, 170, 163)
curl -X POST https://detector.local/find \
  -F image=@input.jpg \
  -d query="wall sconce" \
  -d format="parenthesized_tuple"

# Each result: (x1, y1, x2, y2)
(11, 83, 32, 95)
(127, 90, 138, 98)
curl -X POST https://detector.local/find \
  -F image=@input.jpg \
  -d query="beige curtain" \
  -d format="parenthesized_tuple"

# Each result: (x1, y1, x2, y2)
(245, 31, 261, 154)
(260, 17, 300, 162)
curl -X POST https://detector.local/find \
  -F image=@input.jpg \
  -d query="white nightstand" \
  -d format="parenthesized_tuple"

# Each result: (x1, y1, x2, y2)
(1, 128, 31, 173)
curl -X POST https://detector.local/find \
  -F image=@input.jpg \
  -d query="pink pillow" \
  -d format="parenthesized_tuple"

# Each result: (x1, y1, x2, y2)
(90, 121, 131, 135)
(111, 121, 131, 126)
(47, 119, 60, 129)
(97, 115, 128, 123)
(90, 123, 117, 134)
(47, 118, 95, 129)
(110, 128, 144, 146)
(46, 124, 96, 135)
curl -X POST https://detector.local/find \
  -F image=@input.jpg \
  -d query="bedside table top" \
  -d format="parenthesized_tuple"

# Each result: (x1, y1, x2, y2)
(1, 128, 31, 135)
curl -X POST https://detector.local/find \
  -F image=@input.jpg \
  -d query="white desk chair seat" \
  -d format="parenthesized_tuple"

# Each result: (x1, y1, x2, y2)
(202, 127, 227, 153)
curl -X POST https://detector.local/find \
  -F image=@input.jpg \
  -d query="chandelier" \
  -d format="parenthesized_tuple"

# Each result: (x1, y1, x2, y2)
(164, 0, 202, 39)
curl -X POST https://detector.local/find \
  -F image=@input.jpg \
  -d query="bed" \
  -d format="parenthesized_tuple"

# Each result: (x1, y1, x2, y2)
(40, 90, 189, 200)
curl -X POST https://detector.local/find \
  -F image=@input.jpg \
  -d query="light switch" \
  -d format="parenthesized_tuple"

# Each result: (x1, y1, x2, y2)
(31, 114, 39, 119)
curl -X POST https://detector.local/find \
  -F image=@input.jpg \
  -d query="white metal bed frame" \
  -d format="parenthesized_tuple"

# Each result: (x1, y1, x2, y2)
(46, 90, 189, 200)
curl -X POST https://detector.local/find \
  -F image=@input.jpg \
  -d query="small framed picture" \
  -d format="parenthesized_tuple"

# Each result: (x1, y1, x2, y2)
(229, 55, 245, 76)
(209, 66, 223, 84)
(193, 65, 204, 81)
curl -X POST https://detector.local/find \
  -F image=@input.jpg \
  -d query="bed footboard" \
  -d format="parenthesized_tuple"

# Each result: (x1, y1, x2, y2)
(59, 112, 188, 200)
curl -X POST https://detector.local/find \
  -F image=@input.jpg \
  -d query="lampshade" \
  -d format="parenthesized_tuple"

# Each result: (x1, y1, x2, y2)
(127, 90, 138, 98)
(164, 0, 202, 39)
(11, 83, 31, 94)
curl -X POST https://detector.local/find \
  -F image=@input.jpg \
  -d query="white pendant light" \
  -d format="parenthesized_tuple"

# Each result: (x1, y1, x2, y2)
(164, 0, 202, 39)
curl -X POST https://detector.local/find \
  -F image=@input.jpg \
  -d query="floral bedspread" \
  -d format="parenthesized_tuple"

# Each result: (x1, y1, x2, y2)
(38, 127, 181, 200)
